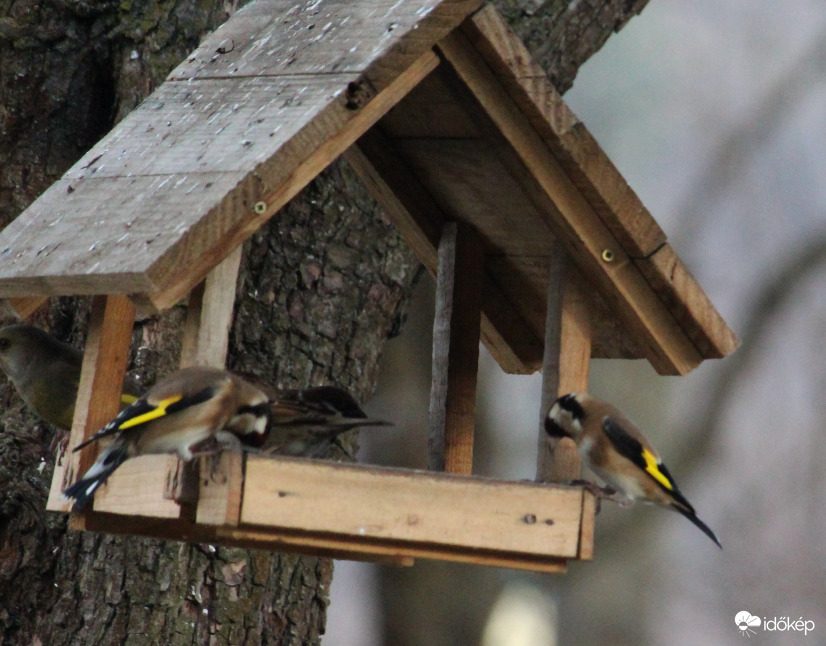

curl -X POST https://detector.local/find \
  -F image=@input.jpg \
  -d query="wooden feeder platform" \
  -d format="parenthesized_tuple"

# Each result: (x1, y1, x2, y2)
(0, 0, 737, 573)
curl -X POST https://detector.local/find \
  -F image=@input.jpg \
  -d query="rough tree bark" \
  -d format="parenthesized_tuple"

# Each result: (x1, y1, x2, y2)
(0, 0, 648, 644)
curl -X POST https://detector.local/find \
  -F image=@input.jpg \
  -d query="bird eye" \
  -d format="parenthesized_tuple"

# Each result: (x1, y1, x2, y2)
(0, 338, 10, 351)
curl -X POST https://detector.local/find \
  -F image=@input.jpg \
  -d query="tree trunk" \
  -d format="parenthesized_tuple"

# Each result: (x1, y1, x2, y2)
(0, 0, 648, 644)
(0, 1, 419, 644)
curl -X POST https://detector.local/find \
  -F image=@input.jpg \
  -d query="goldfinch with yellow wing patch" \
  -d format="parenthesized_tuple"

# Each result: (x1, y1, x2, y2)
(545, 392, 721, 548)
(63, 367, 268, 511)
(0, 324, 142, 430)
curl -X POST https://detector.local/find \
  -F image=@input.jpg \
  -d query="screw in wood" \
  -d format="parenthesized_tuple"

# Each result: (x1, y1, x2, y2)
(254, 201, 267, 215)
(601, 248, 615, 262)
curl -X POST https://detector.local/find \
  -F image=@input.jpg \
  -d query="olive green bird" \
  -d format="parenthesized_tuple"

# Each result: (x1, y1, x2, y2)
(0, 324, 142, 430)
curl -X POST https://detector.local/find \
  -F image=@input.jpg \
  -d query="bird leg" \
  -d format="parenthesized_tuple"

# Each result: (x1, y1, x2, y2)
(569, 479, 630, 514)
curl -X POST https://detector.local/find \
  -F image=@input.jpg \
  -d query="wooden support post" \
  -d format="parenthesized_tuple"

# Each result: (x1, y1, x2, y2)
(47, 294, 135, 514)
(180, 245, 243, 369)
(179, 247, 246, 522)
(428, 221, 484, 474)
(537, 245, 592, 483)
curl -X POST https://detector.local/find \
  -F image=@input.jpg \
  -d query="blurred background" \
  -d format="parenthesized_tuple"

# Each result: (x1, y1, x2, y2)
(326, 0, 826, 644)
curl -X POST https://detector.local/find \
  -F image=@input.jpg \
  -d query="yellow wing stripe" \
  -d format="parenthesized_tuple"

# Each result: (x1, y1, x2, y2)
(118, 395, 183, 430)
(120, 394, 139, 405)
(642, 449, 674, 491)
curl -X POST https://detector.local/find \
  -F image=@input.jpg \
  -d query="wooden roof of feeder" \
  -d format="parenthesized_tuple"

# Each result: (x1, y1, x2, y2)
(3, 0, 739, 573)
(0, 0, 737, 377)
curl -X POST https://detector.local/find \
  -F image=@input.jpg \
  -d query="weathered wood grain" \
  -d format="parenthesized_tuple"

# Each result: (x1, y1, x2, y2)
(438, 30, 704, 375)
(536, 252, 592, 482)
(196, 452, 244, 526)
(170, 0, 484, 90)
(462, 5, 666, 258)
(52, 295, 136, 516)
(635, 243, 740, 358)
(0, 0, 475, 304)
(428, 222, 483, 474)
(347, 129, 545, 373)
(180, 245, 243, 369)
(242, 456, 587, 560)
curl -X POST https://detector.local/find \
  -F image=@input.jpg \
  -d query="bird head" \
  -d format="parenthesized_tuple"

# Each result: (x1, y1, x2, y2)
(545, 392, 587, 440)
(0, 325, 51, 382)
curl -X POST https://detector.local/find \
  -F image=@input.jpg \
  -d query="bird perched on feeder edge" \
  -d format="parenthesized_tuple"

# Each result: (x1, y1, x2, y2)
(63, 366, 269, 511)
(545, 392, 721, 548)
(234, 374, 391, 457)
(0, 324, 142, 430)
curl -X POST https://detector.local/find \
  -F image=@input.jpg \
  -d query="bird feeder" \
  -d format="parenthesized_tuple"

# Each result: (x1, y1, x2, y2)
(0, 0, 737, 574)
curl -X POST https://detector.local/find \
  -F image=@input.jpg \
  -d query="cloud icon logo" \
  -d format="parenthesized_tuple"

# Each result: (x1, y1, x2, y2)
(735, 611, 761, 637)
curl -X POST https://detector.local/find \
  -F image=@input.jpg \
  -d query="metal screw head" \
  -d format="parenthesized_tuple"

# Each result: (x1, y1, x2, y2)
(601, 248, 615, 263)
(254, 201, 267, 215)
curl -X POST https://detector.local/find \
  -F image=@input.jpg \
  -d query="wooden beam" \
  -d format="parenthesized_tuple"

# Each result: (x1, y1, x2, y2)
(460, 5, 667, 258)
(149, 50, 440, 311)
(347, 129, 544, 373)
(437, 31, 704, 375)
(61, 452, 591, 571)
(178, 245, 247, 522)
(180, 244, 243, 369)
(536, 250, 592, 482)
(46, 295, 134, 514)
(242, 456, 586, 564)
(429, 221, 484, 474)
(196, 452, 244, 527)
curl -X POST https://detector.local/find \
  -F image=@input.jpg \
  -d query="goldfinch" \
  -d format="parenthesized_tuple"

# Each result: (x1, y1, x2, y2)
(63, 367, 269, 511)
(234, 375, 390, 457)
(0, 324, 142, 430)
(545, 392, 721, 548)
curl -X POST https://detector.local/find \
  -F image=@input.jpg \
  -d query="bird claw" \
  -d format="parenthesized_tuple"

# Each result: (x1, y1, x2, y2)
(569, 479, 625, 514)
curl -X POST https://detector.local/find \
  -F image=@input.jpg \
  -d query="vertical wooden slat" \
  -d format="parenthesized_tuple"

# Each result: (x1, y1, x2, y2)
(196, 452, 244, 527)
(428, 221, 484, 474)
(69, 295, 136, 475)
(536, 246, 592, 483)
(48, 294, 135, 516)
(180, 244, 243, 369)
(179, 246, 246, 524)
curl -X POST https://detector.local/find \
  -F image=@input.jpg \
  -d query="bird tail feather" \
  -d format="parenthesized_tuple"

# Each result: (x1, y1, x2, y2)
(672, 504, 722, 549)
(63, 444, 130, 512)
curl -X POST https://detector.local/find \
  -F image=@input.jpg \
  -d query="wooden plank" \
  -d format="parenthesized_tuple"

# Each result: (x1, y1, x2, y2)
(459, 7, 737, 361)
(428, 222, 483, 474)
(48, 294, 134, 514)
(0, 172, 245, 298)
(241, 456, 586, 559)
(0, 50, 438, 305)
(461, 5, 666, 258)
(347, 129, 543, 373)
(72, 509, 416, 567)
(437, 31, 703, 375)
(635, 243, 740, 358)
(536, 254, 592, 482)
(219, 526, 567, 574)
(169, 0, 483, 89)
(180, 245, 243, 368)
(0, 0, 481, 301)
(196, 452, 244, 526)
(79, 455, 185, 518)
(578, 491, 596, 560)
(214, 527, 417, 567)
